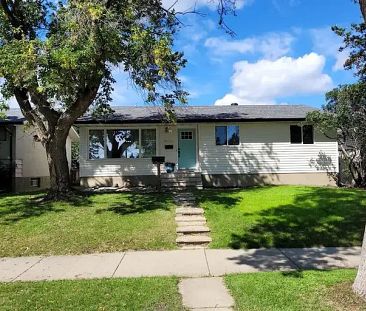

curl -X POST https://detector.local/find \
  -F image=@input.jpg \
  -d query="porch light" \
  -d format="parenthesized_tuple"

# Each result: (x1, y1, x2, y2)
(165, 126, 173, 134)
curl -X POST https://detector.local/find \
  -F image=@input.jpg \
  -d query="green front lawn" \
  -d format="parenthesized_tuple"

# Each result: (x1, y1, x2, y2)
(0, 277, 183, 311)
(0, 192, 177, 257)
(226, 269, 364, 311)
(197, 186, 366, 249)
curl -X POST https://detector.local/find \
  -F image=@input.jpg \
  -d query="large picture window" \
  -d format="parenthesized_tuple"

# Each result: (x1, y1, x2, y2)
(290, 125, 314, 144)
(215, 125, 239, 145)
(88, 128, 156, 160)
(107, 129, 139, 158)
(89, 130, 105, 159)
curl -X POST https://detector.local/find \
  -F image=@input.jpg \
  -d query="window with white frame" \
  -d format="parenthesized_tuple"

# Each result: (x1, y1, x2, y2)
(88, 130, 105, 159)
(215, 125, 239, 145)
(88, 128, 156, 159)
(141, 129, 157, 158)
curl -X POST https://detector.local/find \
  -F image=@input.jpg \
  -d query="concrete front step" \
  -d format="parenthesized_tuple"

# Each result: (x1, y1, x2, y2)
(175, 204, 198, 210)
(162, 183, 203, 188)
(176, 226, 210, 234)
(176, 235, 212, 244)
(175, 215, 206, 222)
(163, 186, 203, 190)
(174, 197, 196, 201)
(177, 221, 207, 227)
(162, 180, 202, 184)
(161, 176, 202, 181)
(176, 207, 204, 215)
(179, 245, 208, 250)
(162, 172, 201, 178)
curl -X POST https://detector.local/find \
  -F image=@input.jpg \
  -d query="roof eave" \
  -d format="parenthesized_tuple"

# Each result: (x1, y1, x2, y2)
(74, 117, 307, 125)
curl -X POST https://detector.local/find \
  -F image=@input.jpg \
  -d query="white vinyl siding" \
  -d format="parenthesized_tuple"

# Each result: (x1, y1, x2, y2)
(198, 122, 338, 174)
(79, 121, 339, 178)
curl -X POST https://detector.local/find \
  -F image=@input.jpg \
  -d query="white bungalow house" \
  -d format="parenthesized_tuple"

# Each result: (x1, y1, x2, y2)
(75, 104, 339, 188)
(0, 109, 78, 192)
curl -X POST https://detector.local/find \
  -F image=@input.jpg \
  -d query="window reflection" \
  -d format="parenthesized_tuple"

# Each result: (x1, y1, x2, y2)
(107, 129, 140, 158)
(89, 130, 105, 159)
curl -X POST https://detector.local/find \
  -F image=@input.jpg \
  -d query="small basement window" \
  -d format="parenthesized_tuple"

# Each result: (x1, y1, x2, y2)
(30, 178, 41, 188)
(215, 125, 239, 145)
(290, 125, 314, 144)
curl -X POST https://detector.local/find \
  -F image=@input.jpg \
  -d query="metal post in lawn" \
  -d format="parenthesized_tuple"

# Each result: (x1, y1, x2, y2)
(152, 156, 165, 192)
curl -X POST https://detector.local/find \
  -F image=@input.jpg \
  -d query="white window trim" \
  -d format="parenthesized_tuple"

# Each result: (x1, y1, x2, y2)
(180, 131, 193, 140)
(215, 125, 240, 146)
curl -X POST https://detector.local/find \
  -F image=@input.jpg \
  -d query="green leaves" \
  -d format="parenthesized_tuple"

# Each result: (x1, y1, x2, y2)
(0, 0, 187, 112)
(307, 83, 366, 186)
(0, 100, 8, 120)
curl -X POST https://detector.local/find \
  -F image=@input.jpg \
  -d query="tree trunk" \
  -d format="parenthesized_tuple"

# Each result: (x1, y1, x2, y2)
(360, 0, 366, 23)
(45, 130, 71, 198)
(354, 226, 366, 299)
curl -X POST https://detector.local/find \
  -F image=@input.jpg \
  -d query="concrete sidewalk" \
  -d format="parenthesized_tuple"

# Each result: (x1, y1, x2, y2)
(0, 247, 361, 282)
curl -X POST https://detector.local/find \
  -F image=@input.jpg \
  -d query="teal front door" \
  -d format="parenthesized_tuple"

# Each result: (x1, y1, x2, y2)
(178, 129, 197, 169)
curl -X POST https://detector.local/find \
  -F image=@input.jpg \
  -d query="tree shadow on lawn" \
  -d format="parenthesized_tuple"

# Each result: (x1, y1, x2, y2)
(229, 187, 366, 249)
(95, 193, 173, 216)
(0, 192, 92, 224)
(195, 188, 244, 209)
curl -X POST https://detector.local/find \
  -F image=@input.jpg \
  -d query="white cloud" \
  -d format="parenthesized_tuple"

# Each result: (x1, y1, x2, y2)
(176, 16, 216, 58)
(215, 52, 333, 105)
(310, 27, 349, 71)
(333, 50, 349, 71)
(162, 0, 247, 12)
(205, 32, 295, 60)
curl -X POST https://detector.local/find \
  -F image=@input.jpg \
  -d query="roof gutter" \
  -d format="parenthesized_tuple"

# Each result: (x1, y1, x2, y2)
(74, 117, 307, 125)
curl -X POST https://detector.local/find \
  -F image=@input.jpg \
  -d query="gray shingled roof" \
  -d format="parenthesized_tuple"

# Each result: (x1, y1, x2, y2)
(76, 105, 317, 124)
(1, 105, 317, 125)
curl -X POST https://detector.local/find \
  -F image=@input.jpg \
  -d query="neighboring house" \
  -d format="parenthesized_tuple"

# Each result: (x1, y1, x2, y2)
(0, 109, 78, 192)
(75, 104, 339, 188)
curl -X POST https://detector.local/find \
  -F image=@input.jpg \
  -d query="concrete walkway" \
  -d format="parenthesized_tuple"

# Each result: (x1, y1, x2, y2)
(174, 192, 212, 248)
(0, 247, 361, 282)
(179, 277, 234, 310)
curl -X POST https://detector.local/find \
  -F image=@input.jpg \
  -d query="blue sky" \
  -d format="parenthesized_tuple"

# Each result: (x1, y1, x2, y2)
(111, 0, 361, 108)
(2, 0, 360, 109)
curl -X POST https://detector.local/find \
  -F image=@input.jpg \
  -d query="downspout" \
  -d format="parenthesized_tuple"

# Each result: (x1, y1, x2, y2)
(4, 125, 14, 192)
(8, 126, 13, 192)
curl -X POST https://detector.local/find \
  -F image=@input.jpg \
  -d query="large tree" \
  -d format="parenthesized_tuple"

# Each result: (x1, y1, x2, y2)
(0, 0, 183, 197)
(309, 0, 366, 299)
(307, 83, 366, 188)
(0, 0, 238, 198)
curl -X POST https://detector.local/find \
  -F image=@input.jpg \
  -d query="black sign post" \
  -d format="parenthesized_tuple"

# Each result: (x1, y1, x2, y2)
(152, 156, 165, 191)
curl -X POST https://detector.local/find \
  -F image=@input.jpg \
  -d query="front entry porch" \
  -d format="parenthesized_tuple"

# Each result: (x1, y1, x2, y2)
(161, 170, 203, 190)
(177, 128, 197, 170)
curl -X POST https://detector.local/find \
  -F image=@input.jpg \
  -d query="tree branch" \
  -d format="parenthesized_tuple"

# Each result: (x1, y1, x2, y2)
(359, 0, 366, 22)
(14, 88, 48, 139)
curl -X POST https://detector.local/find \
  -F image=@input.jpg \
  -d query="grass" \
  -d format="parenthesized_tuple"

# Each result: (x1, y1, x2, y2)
(226, 269, 365, 311)
(0, 191, 177, 257)
(196, 185, 366, 249)
(0, 277, 183, 311)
